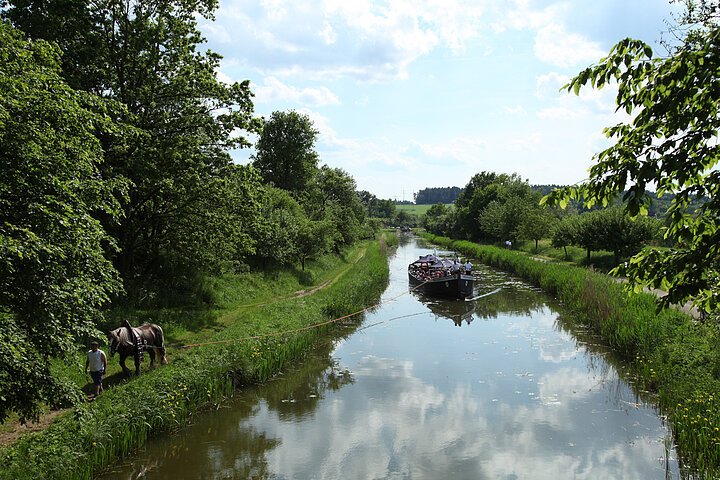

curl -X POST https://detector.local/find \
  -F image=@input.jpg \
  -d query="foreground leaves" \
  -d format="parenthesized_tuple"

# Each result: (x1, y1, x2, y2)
(0, 21, 123, 422)
(542, 30, 720, 311)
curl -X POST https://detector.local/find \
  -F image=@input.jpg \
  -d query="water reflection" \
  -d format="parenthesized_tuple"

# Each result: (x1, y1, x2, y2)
(414, 292, 476, 326)
(98, 237, 682, 479)
(101, 344, 350, 479)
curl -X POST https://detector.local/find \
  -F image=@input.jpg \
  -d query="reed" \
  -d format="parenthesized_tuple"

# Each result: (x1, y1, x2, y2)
(0, 240, 390, 480)
(426, 233, 720, 476)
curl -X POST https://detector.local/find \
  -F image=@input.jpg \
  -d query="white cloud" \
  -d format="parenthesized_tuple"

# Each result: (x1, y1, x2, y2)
(205, 0, 488, 82)
(509, 132, 543, 153)
(254, 76, 340, 106)
(295, 108, 359, 150)
(534, 23, 607, 67)
(318, 21, 337, 45)
(504, 104, 527, 115)
(537, 106, 580, 120)
(536, 72, 570, 99)
(401, 137, 489, 166)
(503, 0, 566, 30)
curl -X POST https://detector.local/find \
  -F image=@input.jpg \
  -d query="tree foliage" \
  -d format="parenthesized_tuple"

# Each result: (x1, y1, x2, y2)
(542, 17, 720, 310)
(518, 208, 556, 251)
(252, 110, 320, 196)
(551, 215, 579, 259)
(252, 187, 304, 268)
(4, 0, 263, 301)
(455, 172, 538, 241)
(421, 203, 453, 234)
(295, 219, 335, 271)
(0, 21, 122, 421)
(552, 208, 658, 263)
(358, 191, 395, 219)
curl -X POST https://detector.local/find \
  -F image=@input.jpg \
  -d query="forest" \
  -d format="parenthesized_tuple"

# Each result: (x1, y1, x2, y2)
(413, 186, 463, 205)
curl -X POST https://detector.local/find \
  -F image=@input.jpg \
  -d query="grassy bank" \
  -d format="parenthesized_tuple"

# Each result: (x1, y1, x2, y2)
(0, 239, 390, 479)
(425, 233, 720, 476)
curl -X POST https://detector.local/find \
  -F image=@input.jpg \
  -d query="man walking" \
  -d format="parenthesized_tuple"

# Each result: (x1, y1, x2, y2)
(85, 341, 107, 398)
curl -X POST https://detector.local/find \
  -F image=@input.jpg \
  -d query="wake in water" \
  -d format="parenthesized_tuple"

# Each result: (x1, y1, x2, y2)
(466, 287, 502, 302)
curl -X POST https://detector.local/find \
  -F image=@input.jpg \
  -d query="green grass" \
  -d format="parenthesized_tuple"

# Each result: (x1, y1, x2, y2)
(424, 233, 720, 477)
(394, 204, 433, 216)
(0, 240, 390, 480)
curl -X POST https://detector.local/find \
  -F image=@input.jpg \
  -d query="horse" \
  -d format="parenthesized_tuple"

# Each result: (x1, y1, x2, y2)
(107, 323, 168, 376)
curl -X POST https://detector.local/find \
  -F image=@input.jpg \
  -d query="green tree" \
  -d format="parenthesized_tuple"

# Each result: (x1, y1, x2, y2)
(318, 167, 367, 248)
(153, 164, 266, 302)
(252, 187, 305, 268)
(392, 210, 417, 228)
(551, 215, 580, 259)
(542, 12, 720, 310)
(421, 203, 451, 234)
(455, 172, 536, 240)
(573, 211, 607, 261)
(358, 191, 395, 220)
(5, 0, 262, 302)
(598, 208, 659, 263)
(519, 209, 556, 251)
(252, 110, 320, 196)
(0, 22, 122, 421)
(295, 219, 335, 271)
(478, 195, 532, 243)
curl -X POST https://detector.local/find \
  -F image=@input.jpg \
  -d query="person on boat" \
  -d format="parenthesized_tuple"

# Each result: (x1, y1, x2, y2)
(464, 260, 472, 273)
(452, 260, 461, 274)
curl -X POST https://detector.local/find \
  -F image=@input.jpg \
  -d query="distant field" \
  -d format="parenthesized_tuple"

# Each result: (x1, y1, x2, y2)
(395, 204, 453, 215)
(395, 204, 431, 215)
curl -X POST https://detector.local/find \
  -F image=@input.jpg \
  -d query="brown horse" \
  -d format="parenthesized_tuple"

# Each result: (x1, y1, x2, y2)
(107, 323, 168, 376)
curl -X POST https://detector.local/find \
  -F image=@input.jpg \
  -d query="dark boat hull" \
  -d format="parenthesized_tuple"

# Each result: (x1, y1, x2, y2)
(408, 271, 474, 298)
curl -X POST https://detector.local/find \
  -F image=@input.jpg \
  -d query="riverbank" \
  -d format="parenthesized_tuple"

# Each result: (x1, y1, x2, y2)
(425, 233, 720, 477)
(0, 238, 391, 480)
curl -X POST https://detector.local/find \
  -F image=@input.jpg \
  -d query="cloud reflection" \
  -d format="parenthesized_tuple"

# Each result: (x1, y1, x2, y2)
(249, 354, 673, 480)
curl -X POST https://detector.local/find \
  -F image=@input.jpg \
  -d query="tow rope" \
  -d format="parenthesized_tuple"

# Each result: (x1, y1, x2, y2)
(179, 280, 430, 349)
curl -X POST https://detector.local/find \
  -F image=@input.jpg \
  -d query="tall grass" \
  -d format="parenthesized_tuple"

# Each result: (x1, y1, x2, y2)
(426, 233, 720, 476)
(0, 240, 389, 479)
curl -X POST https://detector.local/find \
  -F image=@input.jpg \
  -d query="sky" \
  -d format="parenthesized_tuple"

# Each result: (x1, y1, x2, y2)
(198, 0, 683, 201)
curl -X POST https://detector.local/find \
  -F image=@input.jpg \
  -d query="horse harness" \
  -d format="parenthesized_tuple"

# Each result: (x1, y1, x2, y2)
(124, 322, 146, 362)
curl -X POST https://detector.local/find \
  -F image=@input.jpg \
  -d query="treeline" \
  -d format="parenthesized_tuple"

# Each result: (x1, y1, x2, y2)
(420, 171, 665, 264)
(413, 184, 685, 219)
(0, 3, 379, 424)
(531, 185, 701, 218)
(414, 186, 462, 204)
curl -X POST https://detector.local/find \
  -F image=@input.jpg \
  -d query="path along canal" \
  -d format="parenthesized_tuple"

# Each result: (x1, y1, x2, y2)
(99, 236, 683, 479)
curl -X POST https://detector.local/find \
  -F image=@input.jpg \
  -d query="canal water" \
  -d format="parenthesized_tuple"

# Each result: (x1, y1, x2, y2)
(99, 236, 682, 479)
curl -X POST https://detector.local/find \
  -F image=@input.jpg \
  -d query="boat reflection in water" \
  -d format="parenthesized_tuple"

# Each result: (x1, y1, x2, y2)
(415, 291, 476, 326)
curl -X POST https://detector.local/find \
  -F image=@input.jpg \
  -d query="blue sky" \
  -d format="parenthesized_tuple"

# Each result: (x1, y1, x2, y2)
(199, 0, 682, 201)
